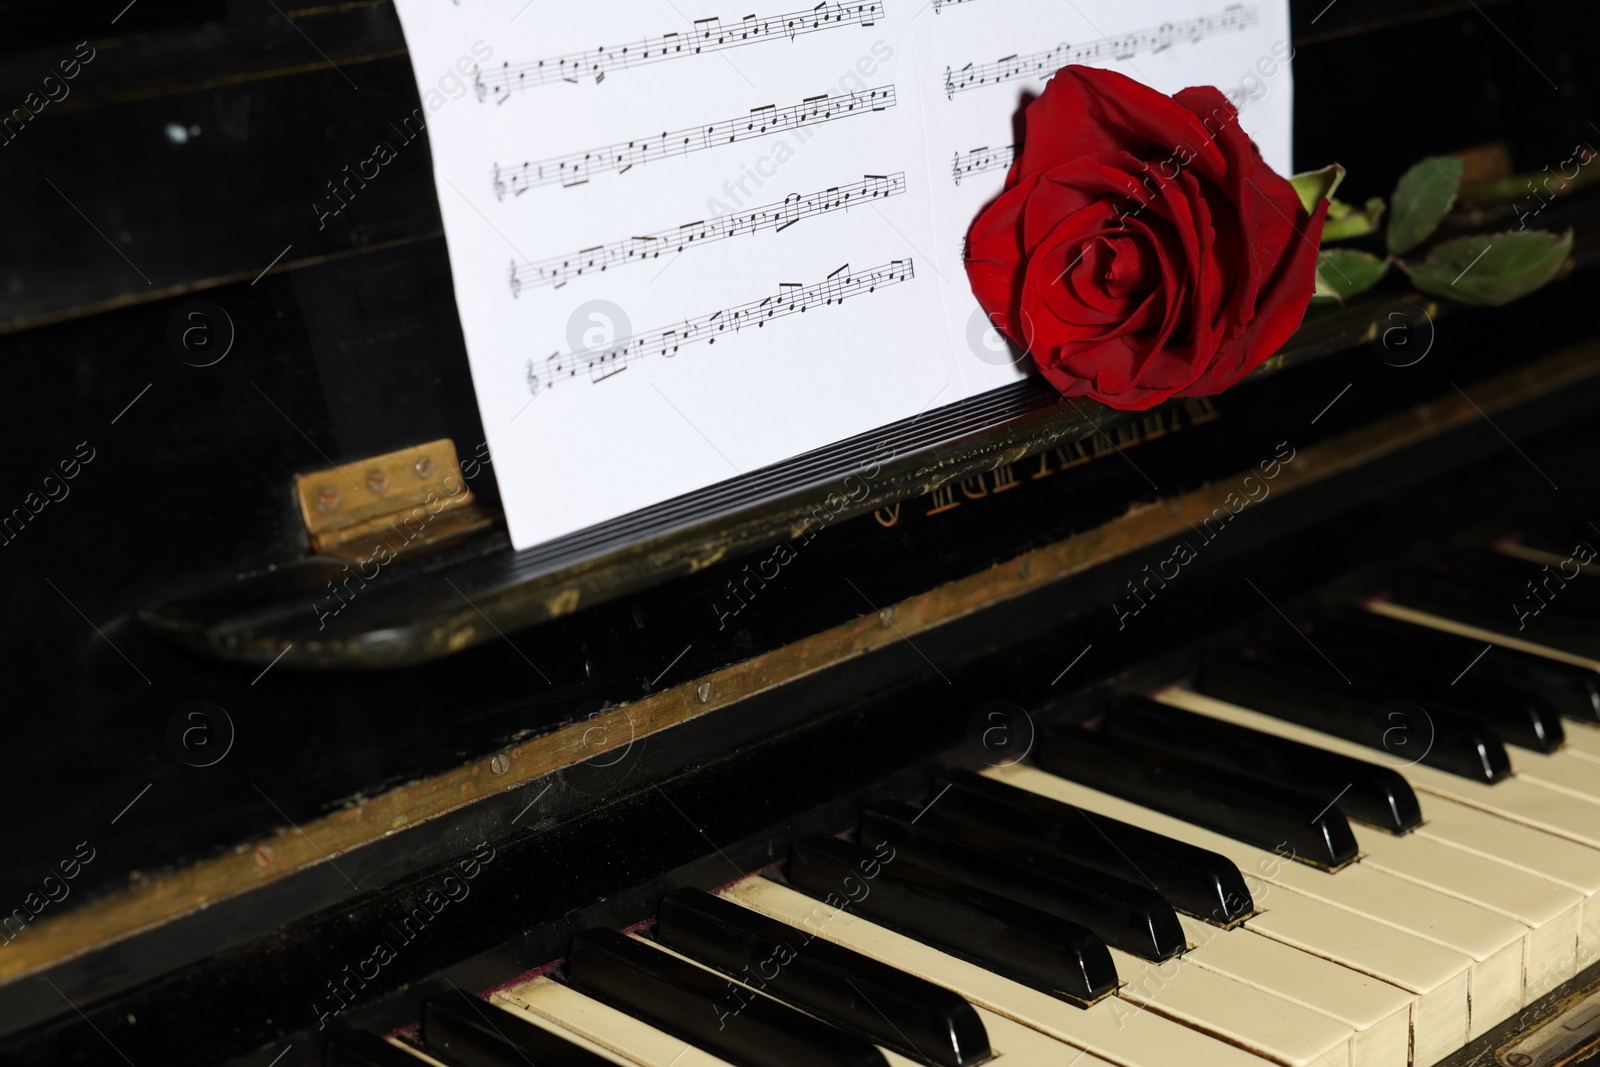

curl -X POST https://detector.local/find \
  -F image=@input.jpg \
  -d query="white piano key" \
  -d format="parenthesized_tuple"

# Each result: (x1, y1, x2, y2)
(931, 1006, 1126, 1067)
(1369, 601, 1600, 670)
(1412, 798, 1600, 990)
(382, 1038, 456, 1066)
(997, 755, 1527, 1036)
(1176, 916, 1411, 1067)
(1159, 688, 1600, 851)
(1353, 822, 1582, 999)
(496, 975, 736, 1067)
(1561, 721, 1600, 761)
(723, 876, 1280, 1067)
(1158, 690, 1600, 1014)
(1105, 943, 1355, 1067)
(1515, 747, 1600, 805)
(991, 764, 1476, 1064)
(1414, 794, 1600, 896)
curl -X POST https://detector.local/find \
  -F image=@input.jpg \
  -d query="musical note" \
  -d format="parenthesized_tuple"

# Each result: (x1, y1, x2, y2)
(491, 86, 897, 197)
(524, 259, 915, 396)
(505, 173, 906, 297)
(930, 0, 981, 11)
(476, 1, 884, 102)
(942, 5, 1259, 99)
(951, 145, 1016, 186)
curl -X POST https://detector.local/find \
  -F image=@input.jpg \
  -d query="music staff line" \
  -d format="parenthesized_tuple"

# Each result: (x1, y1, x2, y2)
(474, 1, 883, 101)
(508, 173, 906, 297)
(492, 85, 897, 198)
(943, 4, 1258, 99)
(951, 144, 1015, 185)
(525, 259, 915, 395)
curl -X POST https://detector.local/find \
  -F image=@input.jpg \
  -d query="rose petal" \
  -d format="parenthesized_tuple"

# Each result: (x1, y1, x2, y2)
(1016, 67, 1225, 187)
(1178, 197, 1328, 396)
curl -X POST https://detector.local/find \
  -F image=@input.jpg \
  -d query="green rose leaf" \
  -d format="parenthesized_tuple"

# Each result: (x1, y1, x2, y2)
(1289, 164, 1345, 215)
(1402, 229, 1573, 307)
(1386, 156, 1464, 255)
(1321, 196, 1386, 243)
(1312, 248, 1390, 304)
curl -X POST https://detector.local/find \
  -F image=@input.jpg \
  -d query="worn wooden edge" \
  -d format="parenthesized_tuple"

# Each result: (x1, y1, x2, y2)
(8, 336, 1598, 990)
(282, 389, 1118, 666)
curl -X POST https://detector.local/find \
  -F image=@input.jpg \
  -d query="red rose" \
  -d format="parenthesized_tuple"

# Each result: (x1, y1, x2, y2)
(965, 66, 1327, 410)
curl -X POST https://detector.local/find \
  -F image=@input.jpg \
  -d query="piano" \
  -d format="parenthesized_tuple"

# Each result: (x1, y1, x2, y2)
(5, 2, 1600, 1066)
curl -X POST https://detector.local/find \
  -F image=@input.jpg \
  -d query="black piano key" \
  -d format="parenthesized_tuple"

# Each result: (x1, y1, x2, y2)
(789, 838, 1118, 1005)
(566, 927, 888, 1067)
(786, 835, 1118, 1005)
(1032, 726, 1361, 871)
(1103, 697, 1423, 834)
(422, 989, 617, 1067)
(1451, 548, 1600, 612)
(930, 767, 1256, 924)
(1196, 654, 1514, 783)
(1257, 627, 1565, 752)
(1391, 566, 1600, 658)
(857, 801, 1186, 960)
(1320, 604, 1600, 723)
(656, 888, 991, 1067)
(326, 1032, 429, 1067)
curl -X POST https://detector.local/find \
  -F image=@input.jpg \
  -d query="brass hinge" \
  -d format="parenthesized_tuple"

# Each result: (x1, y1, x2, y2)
(295, 439, 494, 559)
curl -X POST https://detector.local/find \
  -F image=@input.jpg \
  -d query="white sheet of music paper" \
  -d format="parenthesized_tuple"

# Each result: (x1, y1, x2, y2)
(389, 0, 1292, 551)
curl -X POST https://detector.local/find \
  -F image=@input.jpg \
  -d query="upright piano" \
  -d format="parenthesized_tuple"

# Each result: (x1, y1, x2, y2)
(5, 2, 1600, 1066)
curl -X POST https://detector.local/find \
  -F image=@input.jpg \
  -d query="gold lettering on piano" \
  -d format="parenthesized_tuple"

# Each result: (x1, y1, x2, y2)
(1183, 396, 1220, 424)
(873, 503, 902, 527)
(1057, 438, 1094, 469)
(916, 399, 1223, 520)
(926, 485, 960, 515)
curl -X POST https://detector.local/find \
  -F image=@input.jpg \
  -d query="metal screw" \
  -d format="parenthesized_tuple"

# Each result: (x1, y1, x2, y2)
(415, 456, 434, 478)
(878, 607, 894, 627)
(254, 845, 275, 869)
(490, 754, 510, 775)
(314, 487, 340, 513)
(696, 682, 713, 703)
(366, 469, 388, 493)
(1507, 1054, 1533, 1067)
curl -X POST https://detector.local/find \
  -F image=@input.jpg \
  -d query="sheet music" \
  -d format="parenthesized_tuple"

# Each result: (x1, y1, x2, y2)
(390, 0, 1292, 550)
(392, 0, 959, 550)
(911, 0, 1293, 396)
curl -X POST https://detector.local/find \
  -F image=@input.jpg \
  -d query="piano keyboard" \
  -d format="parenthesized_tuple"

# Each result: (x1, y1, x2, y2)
(324, 551, 1600, 1067)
